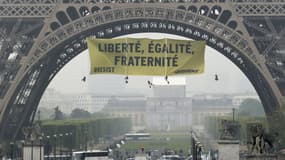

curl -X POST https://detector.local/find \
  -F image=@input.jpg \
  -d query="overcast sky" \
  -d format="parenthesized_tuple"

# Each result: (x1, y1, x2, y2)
(47, 33, 256, 96)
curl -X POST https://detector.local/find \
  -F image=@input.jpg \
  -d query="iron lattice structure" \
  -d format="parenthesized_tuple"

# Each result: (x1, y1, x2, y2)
(0, 0, 285, 141)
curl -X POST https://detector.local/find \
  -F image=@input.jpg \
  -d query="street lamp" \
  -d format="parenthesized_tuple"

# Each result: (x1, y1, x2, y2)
(53, 134, 57, 158)
(9, 142, 14, 160)
(31, 140, 34, 160)
(46, 136, 50, 160)
(20, 140, 25, 159)
(84, 130, 88, 151)
(39, 137, 43, 160)
(191, 132, 198, 160)
(232, 108, 236, 122)
(69, 132, 73, 157)
(59, 133, 63, 159)
(64, 133, 69, 159)
(190, 130, 192, 153)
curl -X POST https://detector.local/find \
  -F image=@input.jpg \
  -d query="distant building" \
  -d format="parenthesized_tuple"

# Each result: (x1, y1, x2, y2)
(102, 96, 146, 130)
(232, 95, 260, 107)
(38, 88, 72, 114)
(71, 94, 110, 113)
(146, 80, 192, 131)
(39, 86, 253, 134)
(39, 90, 110, 114)
(192, 96, 235, 134)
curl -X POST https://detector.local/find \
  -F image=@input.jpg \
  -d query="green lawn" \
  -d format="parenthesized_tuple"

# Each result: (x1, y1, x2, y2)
(121, 132, 191, 156)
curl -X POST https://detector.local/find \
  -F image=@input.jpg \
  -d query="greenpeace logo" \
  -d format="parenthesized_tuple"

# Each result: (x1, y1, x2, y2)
(174, 69, 199, 74)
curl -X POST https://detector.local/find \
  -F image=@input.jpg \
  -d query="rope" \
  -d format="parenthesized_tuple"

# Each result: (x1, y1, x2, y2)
(124, 37, 129, 83)
(164, 38, 170, 84)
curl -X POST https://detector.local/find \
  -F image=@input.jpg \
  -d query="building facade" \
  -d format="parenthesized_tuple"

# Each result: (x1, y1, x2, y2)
(192, 96, 236, 134)
(39, 90, 111, 114)
(102, 96, 146, 131)
(38, 88, 72, 114)
(146, 85, 192, 131)
(71, 94, 110, 113)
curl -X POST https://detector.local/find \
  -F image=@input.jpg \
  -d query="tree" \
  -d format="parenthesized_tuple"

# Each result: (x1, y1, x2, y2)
(36, 107, 54, 120)
(52, 106, 64, 120)
(70, 108, 91, 119)
(92, 112, 110, 118)
(238, 98, 265, 117)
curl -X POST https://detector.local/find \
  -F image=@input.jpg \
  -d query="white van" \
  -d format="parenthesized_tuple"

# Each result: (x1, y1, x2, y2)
(135, 154, 148, 160)
(72, 150, 113, 160)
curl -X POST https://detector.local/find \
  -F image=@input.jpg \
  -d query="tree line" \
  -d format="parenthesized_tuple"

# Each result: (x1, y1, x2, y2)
(41, 117, 132, 151)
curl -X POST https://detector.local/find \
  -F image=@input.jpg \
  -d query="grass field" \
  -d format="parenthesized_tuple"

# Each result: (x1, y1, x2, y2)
(121, 132, 191, 156)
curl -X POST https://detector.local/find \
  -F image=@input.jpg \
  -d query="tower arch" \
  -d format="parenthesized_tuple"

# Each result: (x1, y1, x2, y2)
(0, 2, 284, 141)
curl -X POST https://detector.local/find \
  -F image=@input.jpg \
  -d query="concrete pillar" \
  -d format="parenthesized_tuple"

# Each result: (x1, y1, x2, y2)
(218, 140, 239, 160)
(23, 142, 44, 160)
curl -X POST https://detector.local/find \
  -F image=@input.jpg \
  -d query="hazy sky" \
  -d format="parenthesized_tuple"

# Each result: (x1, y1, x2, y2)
(48, 33, 256, 96)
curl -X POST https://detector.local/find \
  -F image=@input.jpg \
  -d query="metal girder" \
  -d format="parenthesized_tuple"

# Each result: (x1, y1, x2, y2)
(243, 19, 270, 35)
(263, 27, 285, 55)
(265, 16, 277, 35)
(233, 2, 285, 16)
(0, 19, 22, 58)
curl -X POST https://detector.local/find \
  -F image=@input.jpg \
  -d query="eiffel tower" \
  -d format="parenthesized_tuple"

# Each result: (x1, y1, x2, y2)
(0, 0, 285, 141)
